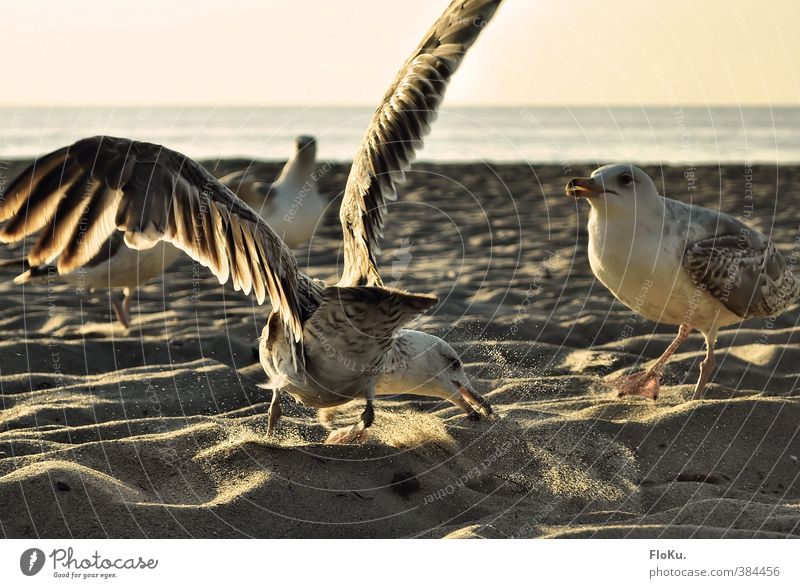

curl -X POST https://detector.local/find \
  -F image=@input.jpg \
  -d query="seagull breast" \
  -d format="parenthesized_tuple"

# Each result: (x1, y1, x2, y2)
(587, 197, 740, 330)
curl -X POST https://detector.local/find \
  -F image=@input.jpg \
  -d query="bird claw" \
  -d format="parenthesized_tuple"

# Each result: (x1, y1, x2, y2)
(613, 371, 660, 400)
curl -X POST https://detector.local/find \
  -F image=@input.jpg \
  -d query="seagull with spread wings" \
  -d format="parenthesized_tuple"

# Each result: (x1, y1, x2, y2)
(0, 0, 501, 442)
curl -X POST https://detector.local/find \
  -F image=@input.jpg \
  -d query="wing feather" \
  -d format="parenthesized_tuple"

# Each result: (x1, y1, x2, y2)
(28, 176, 102, 265)
(0, 135, 311, 353)
(683, 234, 800, 318)
(0, 159, 84, 241)
(58, 187, 122, 272)
(338, 0, 502, 286)
(0, 146, 71, 222)
(207, 202, 230, 285)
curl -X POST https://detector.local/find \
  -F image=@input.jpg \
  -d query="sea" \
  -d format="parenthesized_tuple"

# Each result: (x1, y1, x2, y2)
(1, 105, 798, 164)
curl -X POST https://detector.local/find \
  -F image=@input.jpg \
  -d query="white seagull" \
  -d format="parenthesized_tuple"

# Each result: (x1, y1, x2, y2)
(220, 135, 326, 248)
(567, 164, 800, 400)
(0, 0, 501, 442)
(0, 213, 180, 329)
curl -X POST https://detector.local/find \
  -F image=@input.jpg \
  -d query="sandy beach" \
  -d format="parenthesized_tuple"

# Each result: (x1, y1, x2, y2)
(1, 159, 799, 538)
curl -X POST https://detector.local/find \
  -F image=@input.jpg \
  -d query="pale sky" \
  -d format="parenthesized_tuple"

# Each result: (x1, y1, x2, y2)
(0, 0, 798, 106)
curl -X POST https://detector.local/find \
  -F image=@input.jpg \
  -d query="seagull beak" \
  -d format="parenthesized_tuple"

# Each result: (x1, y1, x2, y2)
(455, 382, 493, 419)
(565, 177, 605, 199)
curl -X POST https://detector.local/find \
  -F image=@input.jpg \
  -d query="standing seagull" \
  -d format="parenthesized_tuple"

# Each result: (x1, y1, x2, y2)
(220, 135, 326, 248)
(0, 0, 500, 442)
(566, 164, 800, 400)
(1, 215, 180, 329)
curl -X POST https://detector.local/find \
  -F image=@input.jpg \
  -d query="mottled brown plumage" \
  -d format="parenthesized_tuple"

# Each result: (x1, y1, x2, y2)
(339, 0, 502, 287)
(683, 233, 800, 319)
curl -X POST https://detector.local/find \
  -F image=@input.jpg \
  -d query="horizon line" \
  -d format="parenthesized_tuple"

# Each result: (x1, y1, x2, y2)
(1, 102, 798, 109)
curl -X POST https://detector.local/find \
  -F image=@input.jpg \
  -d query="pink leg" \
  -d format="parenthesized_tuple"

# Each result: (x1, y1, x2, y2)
(111, 290, 131, 328)
(266, 390, 282, 436)
(692, 331, 717, 400)
(615, 323, 693, 400)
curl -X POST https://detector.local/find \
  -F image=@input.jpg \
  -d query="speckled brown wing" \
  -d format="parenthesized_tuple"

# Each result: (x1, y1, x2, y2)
(683, 233, 800, 318)
(303, 286, 438, 371)
(0, 135, 314, 351)
(338, 0, 503, 287)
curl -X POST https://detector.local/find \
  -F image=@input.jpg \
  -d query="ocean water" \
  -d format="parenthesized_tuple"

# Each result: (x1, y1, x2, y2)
(1, 105, 798, 164)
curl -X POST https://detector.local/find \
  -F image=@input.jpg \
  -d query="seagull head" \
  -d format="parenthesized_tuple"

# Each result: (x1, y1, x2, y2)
(294, 135, 317, 160)
(377, 330, 492, 420)
(566, 164, 658, 216)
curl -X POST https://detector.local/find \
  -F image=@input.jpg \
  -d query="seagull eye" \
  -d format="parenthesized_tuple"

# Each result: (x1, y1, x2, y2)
(445, 355, 462, 371)
(619, 173, 634, 186)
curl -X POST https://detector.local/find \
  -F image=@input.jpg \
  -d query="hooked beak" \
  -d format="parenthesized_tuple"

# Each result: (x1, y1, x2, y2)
(565, 177, 615, 199)
(453, 381, 493, 421)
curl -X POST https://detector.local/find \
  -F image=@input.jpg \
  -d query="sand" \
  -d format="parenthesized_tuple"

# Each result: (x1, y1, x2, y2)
(1, 160, 800, 538)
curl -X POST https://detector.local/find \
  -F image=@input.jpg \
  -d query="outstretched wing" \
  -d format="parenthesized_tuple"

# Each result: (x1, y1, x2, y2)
(9, 232, 126, 285)
(0, 135, 308, 346)
(683, 234, 800, 318)
(338, 0, 503, 286)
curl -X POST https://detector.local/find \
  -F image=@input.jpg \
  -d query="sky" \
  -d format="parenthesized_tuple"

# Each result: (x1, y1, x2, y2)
(0, 0, 798, 106)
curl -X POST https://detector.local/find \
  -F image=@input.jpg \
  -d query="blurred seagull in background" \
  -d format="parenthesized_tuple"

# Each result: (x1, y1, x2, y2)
(0, 214, 180, 329)
(0, 0, 501, 442)
(220, 135, 326, 248)
(567, 164, 800, 401)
